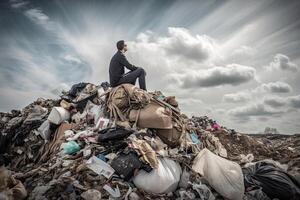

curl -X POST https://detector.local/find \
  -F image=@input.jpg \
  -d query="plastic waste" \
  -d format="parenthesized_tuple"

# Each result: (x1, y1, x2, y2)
(36, 120, 51, 140)
(190, 132, 201, 145)
(240, 154, 254, 164)
(192, 148, 244, 200)
(242, 161, 300, 200)
(60, 99, 74, 110)
(96, 154, 107, 162)
(24, 105, 48, 123)
(62, 141, 81, 155)
(86, 156, 115, 179)
(179, 167, 190, 189)
(192, 183, 215, 200)
(95, 117, 110, 130)
(111, 152, 142, 181)
(103, 184, 121, 198)
(133, 157, 182, 194)
(81, 189, 102, 200)
(131, 138, 159, 168)
(178, 190, 196, 199)
(48, 107, 70, 125)
(66, 130, 94, 141)
(98, 127, 134, 142)
(244, 188, 271, 200)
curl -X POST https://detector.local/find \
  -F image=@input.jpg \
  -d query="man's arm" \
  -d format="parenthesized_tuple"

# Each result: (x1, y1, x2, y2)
(119, 54, 138, 71)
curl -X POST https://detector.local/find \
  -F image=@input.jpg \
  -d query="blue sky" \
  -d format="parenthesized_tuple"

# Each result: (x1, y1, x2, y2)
(1, 0, 300, 134)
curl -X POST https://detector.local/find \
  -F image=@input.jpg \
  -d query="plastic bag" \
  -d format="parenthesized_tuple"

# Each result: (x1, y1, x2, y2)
(98, 127, 134, 142)
(242, 161, 300, 200)
(36, 120, 51, 140)
(62, 141, 81, 154)
(133, 157, 182, 194)
(192, 148, 244, 200)
(244, 188, 271, 200)
(111, 152, 142, 181)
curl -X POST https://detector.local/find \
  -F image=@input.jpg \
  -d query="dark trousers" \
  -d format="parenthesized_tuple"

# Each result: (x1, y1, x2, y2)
(116, 68, 147, 90)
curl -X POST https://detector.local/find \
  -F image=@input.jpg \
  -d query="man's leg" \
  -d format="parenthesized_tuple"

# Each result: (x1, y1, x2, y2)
(117, 68, 146, 90)
(138, 68, 146, 90)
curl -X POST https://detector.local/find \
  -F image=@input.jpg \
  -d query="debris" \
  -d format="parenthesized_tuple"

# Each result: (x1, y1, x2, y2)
(243, 161, 300, 200)
(35, 120, 51, 140)
(103, 184, 121, 198)
(0, 166, 27, 200)
(47, 107, 70, 125)
(23, 106, 48, 124)
(190, 132, 201, 145)
(131, 138, 159, 168)
(240, 153, 254, 164)
(81, 189, 102, 200)
(192, 183, 215, 200)
(111, 152, 142, 181)
(98, 127, 133, 142)
(129, 102, 172, 129)
(133, 157, 182, 194)
(95, 117, 110, 130)
(179, 167, 190, 189)
(0, 82, 299, 199)
(62, 141, 81, 154)
(244, 188, 271, 200)
(192, 148, 244, 200)
(86, 156, 115, 179)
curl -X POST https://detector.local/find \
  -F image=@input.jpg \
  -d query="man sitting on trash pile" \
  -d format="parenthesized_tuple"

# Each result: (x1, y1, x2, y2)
(109, 40, 147, 90)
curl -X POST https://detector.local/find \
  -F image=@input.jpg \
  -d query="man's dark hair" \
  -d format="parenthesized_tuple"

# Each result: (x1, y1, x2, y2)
(116, 40, 125, 50)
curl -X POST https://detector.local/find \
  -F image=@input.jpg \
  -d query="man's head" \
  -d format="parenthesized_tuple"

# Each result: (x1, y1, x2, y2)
(116, 40, 128, 52)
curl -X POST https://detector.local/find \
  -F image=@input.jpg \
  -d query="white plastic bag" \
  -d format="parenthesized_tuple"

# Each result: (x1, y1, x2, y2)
(192, 148, 244, 200)
(133, 157, 182, 194)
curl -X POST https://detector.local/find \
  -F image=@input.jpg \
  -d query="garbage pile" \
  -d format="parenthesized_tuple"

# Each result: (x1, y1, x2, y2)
(0, 82, 300, 200)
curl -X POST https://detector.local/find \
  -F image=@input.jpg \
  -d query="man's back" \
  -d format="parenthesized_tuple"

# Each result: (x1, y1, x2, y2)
(109, 51, 124, 86)
(109, 50, 138, 87)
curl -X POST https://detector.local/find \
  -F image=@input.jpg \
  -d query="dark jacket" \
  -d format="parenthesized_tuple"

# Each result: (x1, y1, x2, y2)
(109, 51, 138, 86)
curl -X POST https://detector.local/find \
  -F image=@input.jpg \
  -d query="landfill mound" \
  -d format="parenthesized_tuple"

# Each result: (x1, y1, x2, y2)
(0, 82, 300, 200)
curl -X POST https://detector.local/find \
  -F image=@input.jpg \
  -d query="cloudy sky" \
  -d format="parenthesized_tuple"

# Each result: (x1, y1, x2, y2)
(1, 0, 300, 134)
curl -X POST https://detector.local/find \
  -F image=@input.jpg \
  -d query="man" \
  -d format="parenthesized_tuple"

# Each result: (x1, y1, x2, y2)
(109, 40, 147, 90)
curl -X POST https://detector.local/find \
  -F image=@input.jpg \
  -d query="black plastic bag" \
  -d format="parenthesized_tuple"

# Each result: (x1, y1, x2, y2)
(242, 161, 300, 200)
(244, 188, 271, 200)
(98, 127, 134, 142)
(111, 152, 142, 181)
(68, 82, 89, 97)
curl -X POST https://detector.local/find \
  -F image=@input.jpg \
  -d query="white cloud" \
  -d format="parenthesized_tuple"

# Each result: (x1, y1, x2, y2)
(178, 64, 256, 88)
(230, 45, 256, 58)
(223, 92, 251, 103)
(255, 81, 292, 93)
(228, 103, 284, 118)
(288, 95, 300, 108)
(10, 0, 28, 9)
(24, 8, 49, 25)
(159, 27, 218, 62)
(267, 54, 298, 72)
(263, 96, 286, 108)
(222, 81, 292, 104)
(63, 55, 82, 65)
